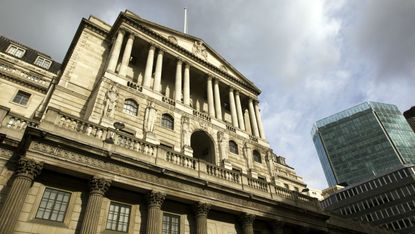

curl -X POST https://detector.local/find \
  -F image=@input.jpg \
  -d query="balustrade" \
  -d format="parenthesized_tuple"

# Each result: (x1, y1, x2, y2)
(206, 163, 240, 183)
(3, 114, 38, 130)
(166, 150, 197, 169)
(193, 109, 211, 122)
(247, 177, 268, 191)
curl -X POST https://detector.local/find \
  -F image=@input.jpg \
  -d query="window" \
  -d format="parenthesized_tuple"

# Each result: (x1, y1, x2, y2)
(12, 90, 31, 105)
(229, 140, 238, 154)
(123, 99, 138, 116)
(34, 56, 52, 69)
(162, 213, 180, 234)
(253, 150, 262, 163)
(161, 114, 174, 130)
(106, 202, 131, 232)
(35, 188, 71, 222)
(6, 44, 25, 58)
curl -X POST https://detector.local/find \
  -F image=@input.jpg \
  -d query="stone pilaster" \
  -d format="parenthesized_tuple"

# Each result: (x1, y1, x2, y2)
(248, 99, 259, 137)
(229, 88, 238, 128)
(183, 64, 190, 106)
(80, 177, 111, 234)
(175, 60, 183, 102)
(214, 79, 222, 120)
(119, 33, 135, 76)
(254, 102, 265, 139)
(146, 191, 166, 234)
(235, 91, 245, 130)
(207, 76, 215, 117)
(107, 30, 125, 72)
(143, 45, 156, 88)
(240, 213, 255, 234)
(194, 202, 211, 234)
(0, 158, 43, 234)
(153, 49, 164, 92)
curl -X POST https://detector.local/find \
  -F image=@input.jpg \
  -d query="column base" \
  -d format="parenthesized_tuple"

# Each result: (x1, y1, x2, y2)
(183, 146, 193, 157)
(145, 132, 160, 145)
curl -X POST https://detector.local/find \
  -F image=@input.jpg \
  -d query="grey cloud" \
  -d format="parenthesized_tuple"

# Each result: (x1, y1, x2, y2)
(350, 0, 415, 80)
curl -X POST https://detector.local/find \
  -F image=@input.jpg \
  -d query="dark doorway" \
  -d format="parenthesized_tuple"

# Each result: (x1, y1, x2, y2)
(190, 130, 215, 164)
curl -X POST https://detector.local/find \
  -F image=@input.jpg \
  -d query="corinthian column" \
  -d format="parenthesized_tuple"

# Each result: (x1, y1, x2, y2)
(194, 202, 211, 234)
(235, 91, 245, 130)
(146, 191, 166, 234)
(207, 77, 215, 117)
(240, 213, 255, 234)
(107, 30, 125, 72)
(143, 45, 156, 88)
(153, 50, 164, 92)
(175, 60, 183, 102)
(0, 158, 43, 234)
(248, 99, 259, 137)
(213, 79, 222, 120)
(229, 88, 238, 128)
(119, 33, 135, 77)
(183, 64, 190, 106)
(254, 102, 266, 139)
(80, 177, 111, 234)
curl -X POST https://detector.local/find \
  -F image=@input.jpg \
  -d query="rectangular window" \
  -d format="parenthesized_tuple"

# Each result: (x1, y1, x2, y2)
(35, 187, 71, 222)
(162, 213, 180, 234)
(34, 56, 52, 69)
(12, 90, 31, 105)
(106, 202, 131, 232)
(6, 44, 25, 58)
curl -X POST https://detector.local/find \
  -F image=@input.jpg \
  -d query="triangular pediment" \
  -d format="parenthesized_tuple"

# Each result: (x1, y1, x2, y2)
(122, 10, 260, 94)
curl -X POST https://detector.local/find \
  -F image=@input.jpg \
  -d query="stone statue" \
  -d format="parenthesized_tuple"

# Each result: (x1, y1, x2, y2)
(182, 116, 191, 147)
(104, 84, 118, 119)
(144, 102, 157, 132)
(243, 142, 253, 169)
(217, 131, 227, 161)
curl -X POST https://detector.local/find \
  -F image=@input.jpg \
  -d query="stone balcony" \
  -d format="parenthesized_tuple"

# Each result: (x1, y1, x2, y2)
(0, 106, 320, 212)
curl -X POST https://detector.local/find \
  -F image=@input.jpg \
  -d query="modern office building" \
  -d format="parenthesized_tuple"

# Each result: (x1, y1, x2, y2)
(0, 10, 389, 234)
(404, 106, 415, 132)
(312, 101, 415, 187)
(321, 165, 415, 234)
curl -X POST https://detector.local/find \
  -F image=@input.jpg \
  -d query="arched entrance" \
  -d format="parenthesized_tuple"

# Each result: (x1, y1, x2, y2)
(191, 130, 215, 164)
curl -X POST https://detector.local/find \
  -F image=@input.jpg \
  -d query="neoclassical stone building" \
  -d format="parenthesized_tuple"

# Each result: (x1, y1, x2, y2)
(0, 10, 389, 234)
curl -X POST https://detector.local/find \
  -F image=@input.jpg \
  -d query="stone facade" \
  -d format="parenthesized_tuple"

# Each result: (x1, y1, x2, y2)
(0, 10, 391, 234)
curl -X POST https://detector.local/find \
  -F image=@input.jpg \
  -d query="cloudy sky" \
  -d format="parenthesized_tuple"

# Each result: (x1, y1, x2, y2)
(1, 0, 414, 189)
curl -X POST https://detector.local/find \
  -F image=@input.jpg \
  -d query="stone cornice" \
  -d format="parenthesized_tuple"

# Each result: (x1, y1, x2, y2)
(113, 14, 261, 96)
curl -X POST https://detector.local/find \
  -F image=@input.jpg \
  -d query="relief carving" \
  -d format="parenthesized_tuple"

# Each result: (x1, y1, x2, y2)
(182, 116, 191, 147)
(144, 101, 157, 133)
(217, 131, 228, 161)
(168, 35, 178, 45)
(192, 41, 208, 61)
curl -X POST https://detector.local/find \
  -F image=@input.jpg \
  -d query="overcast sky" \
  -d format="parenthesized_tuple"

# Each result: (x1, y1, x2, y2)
(1, 0, 414, 190)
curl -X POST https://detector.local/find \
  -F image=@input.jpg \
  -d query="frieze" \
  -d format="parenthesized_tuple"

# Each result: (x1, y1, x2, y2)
(28, 142, 310, 217)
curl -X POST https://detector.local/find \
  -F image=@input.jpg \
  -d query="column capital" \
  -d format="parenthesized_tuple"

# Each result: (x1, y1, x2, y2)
(229, 87, 234, 92)
(16, 157, 43, 180)
(158, 49, 164, 55)
(194, 202, 211, 217)
(127, 33, 135, 40)
(240, 213, 255, 226)
(177, 59, 183, 64)
(185, 63, 190, 69)
(147, 191, 166, 208)
(89, 177, 111, 195)
(149, 44, 156, 50)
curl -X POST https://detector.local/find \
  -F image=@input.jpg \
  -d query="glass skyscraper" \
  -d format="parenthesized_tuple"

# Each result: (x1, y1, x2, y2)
(312, 102, 415, 187)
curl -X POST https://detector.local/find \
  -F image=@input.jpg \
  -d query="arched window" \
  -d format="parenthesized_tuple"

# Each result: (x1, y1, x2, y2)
(123, 99, 138, 116)
(161, 114, 174, 130)
(229, 140, 238, 154)
(253, 150, 262, 163)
